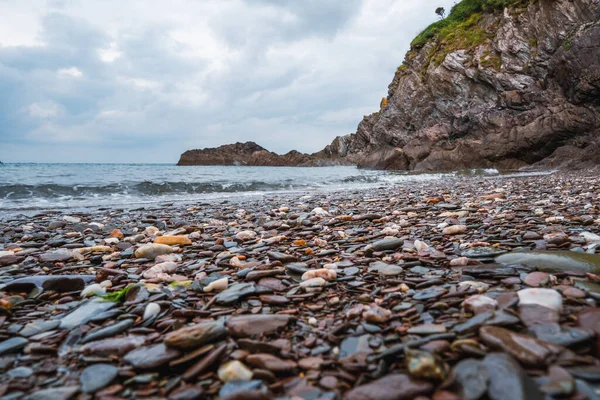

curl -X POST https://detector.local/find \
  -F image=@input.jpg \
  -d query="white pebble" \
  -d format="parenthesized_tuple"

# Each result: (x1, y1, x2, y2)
(204, 277, 228, 292)
(518, 288, 563, 311)
(414, 240, 429, 252)
(236, 230, 257, 241)
(99, 280, 112, 288)
(459, 281, 489, 293)
(218, 361, 253, 382)
(143, 302, 161, 320)
(80, 284, 105, 298)
(449, 257, 469, 266)
(302, 269, 337, 281)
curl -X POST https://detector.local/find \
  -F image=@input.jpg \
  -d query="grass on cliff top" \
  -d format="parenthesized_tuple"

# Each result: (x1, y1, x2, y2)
(411, 0, 531, 49)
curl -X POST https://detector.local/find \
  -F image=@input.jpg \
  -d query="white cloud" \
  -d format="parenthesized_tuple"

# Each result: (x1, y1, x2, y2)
(98, 41, 121, 62)
(57, 67, 83, 78)
(26, 101, 63, 119)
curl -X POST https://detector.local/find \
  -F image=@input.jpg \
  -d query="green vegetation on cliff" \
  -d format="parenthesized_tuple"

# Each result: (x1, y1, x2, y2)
(411, 0, 531, 49)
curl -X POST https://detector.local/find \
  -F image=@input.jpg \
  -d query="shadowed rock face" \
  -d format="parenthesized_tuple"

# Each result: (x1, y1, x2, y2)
(179, 0, 600, 171)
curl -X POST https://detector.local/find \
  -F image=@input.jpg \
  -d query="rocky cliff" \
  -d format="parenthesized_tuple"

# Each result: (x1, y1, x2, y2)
(177, 142, 349, 167)
(318, 0, 600, 170)
(179, 0, 600, 171)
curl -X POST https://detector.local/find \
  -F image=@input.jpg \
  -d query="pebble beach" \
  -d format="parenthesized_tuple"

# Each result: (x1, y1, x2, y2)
(2, 170, 600, 399)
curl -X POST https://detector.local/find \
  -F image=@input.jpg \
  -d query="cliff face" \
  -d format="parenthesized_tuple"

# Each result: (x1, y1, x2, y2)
(318, 0, 600, 170)
(177, 142, 350, 167)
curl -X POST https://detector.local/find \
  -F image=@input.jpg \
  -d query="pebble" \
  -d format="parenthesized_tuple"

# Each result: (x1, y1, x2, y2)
(203, 277, 228, 292)
(124, 343, 181, 369)
(523, 272, 550, 287)
(134, 243, 173, 259)
(80, 283, 106, 297)
(370, 237, 404, 251)
(479, 326, 565, 366)
(218, 360, 253, 382)
(164, 319, 227, 349)
(301, 268, 337, 281)
(80, 363, 119, 393)
(246, 353, 297, 374)
(517, 288, 563, 311)
(2, 172, 600, 399)
(143, 302, 161, 320)
(442, 225, 467, 235)
(345, 373, 433, 400)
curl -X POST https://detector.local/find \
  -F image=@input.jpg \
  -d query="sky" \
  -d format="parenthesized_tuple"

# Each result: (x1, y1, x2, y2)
(0, 0, 456, 163)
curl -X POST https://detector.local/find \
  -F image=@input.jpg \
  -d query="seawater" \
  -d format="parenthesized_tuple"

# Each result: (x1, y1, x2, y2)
(0, 163, 548, 214)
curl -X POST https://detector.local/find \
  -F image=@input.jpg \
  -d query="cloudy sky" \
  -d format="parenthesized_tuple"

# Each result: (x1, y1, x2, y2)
(0, 0, 455, 163)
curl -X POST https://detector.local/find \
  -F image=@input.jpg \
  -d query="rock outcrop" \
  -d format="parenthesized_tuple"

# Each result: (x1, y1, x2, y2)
(319, 0, 600, 171)
(177, 142, 349, 167)
(179, 0, 600, 171)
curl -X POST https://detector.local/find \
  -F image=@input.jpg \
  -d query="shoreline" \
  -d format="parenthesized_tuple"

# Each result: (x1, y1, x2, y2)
(0, 168, 555, 218)
(1, 170, 600, 398)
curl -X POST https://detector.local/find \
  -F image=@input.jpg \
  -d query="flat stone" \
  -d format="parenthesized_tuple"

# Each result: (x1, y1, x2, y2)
(517, 288, 562, 311)
(267, 251, 297, 262)
(461, 247, 505, 258)
(80, 364, 118, 393)
(410, 266, 430, 275)
(407, 324, 447, 335)
(257, 277, 286, 291)
(368, 262, 403, 276)
(219, 380, 268, 399)
(214, 283, 256, 305)
(124, 343, 181, 369)
(413, 286, 447, 301)
(154, 236, 192, 246)
(523, 272, 550, 287)
(169, 386, 205, 400)
(519, 304, 560, 327)
(371, 238, 404, 251)
(298, 357, 324, 370)
(496, 251, 600, 274)
(80, 319, 135, 344)
(227, 315, 294, 338)
(483, 353, 544, 400)
(246, 353, 297, 374)
(164, 319, 227, 349)
(259, 294, 289, 305)
(134, 243, 173, 259)
(40, 251, 74, 262)
(23, 386, 80, 400)
(462, 295, 497, 314)
(0, 337, 28, 355)
(81, 335, 147, 356)
(344, 373, 433, 400)
(561, 287, 586, 298)
(452, 359, 488, 400)
(59, 299, 116, 330)
(20, 320, 61, 338)
(479, 326, 565, 366)
(529, 323, 594, 347)
(7, 366, 33, 379)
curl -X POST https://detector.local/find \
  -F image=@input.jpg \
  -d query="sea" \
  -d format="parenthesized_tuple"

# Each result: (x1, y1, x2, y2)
(0, 163, 549, 216)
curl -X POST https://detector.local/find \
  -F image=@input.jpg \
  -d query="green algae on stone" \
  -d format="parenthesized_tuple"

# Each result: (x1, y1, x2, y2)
(99, 285, 139, 303)
(495, 251, 600, 274)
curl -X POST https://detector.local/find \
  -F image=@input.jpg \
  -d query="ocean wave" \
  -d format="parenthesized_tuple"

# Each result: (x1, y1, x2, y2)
(0, 181, 315, 200)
